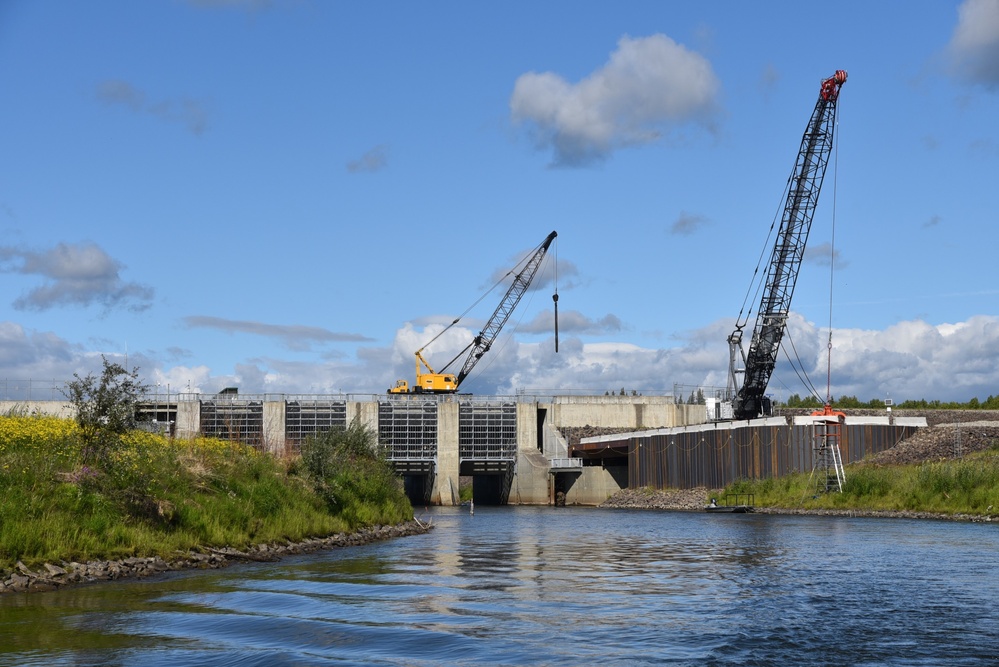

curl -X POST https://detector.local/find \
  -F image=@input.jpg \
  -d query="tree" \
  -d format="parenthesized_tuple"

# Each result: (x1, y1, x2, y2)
(64, 356, 147, 464)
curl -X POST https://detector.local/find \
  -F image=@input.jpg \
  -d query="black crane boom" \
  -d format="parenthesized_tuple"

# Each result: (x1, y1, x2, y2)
(730, 70, 847, 420)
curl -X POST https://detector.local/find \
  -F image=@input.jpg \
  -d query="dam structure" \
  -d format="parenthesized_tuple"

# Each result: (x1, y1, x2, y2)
(1, 392, 703, 506)
(2, 391, 924, 506)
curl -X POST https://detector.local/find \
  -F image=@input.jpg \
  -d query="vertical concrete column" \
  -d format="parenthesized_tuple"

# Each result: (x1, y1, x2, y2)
(516, 401, 538, 454)
(263, 400, 286, 457)
(350, 401, 379, 432)
(175, 400, 200, 440)
(434, 400, 460, 506)
(511, 401, 553, 505)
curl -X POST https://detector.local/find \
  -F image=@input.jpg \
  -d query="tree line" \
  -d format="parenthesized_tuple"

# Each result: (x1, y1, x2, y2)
(782, 394, 999, 410)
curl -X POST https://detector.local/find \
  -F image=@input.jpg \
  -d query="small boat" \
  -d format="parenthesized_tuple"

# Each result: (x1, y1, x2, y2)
(705, 494, 754, 513)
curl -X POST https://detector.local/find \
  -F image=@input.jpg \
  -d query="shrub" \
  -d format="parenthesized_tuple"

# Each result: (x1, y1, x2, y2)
(300, 420, 411, 528)
(63, 356, 146, 466)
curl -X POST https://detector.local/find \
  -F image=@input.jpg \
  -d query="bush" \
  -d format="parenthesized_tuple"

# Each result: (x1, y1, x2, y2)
(63, 356, 146, 466)
(300, 420, 412, 529)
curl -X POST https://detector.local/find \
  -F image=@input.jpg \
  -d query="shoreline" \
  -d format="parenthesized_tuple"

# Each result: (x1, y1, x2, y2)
(598, 487, 997, 524)
(0, 519, 433, 595)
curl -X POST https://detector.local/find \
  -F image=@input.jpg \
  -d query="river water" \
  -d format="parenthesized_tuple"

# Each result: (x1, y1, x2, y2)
(1, 506, 997, 666)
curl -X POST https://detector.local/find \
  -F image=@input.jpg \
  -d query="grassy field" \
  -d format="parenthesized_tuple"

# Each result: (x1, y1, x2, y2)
(723, 445, 999, 516)
(0, 415, 412, 571)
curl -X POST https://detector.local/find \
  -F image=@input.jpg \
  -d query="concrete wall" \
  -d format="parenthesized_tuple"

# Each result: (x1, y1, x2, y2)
(545, 395, 698, 429)
(0, 400, 74, 419)
(563, 466, 628, 506)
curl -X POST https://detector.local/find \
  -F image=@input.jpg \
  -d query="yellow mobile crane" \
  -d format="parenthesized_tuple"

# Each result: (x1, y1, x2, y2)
(389, 230, 558, 394)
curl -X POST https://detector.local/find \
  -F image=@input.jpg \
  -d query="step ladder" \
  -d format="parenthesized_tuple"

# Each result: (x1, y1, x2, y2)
(812, 406, 846, 493)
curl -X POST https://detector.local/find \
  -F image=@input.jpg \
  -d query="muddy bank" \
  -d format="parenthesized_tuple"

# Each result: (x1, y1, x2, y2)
(0, 519, 433, 595)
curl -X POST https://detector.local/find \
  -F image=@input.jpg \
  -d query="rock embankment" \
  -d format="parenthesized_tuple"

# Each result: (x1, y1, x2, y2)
(600, 487, 709, 511)
(866, 422, 999, 466)
(0, 520, 432, 595)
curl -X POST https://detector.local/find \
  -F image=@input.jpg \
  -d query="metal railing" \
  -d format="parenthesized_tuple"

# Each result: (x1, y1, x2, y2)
(0, 379, 64, 401)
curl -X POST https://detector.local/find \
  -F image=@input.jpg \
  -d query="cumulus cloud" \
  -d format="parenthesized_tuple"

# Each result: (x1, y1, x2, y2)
(0, 242, 153, 313)
(96, 79, 210, 135)
(947, 0, 999, 89)
(510, 34, 720, 166)
(5, 310, 999, 403)
(347, 145, 389, 173)
(822, 316, 999, 402)
(183, 315, 373, 351)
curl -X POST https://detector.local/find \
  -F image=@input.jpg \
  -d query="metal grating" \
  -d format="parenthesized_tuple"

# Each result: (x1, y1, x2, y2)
(378, 400, 438, 461)
(459, 401, 517, 461)
(200, 399, 264, 447)
(285, 400, 347, 452)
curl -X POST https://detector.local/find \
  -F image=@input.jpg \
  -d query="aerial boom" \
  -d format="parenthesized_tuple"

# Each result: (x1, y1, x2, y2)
(729, 70, 847, 420)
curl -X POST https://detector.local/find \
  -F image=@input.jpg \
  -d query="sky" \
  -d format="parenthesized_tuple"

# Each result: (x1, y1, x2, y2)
(1, 0, 998, 404)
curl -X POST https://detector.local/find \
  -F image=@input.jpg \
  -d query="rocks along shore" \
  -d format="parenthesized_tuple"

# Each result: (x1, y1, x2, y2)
(1, 519, 432, 595)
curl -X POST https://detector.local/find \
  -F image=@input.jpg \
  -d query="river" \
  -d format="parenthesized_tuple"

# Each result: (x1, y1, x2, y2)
(1, 506, 997, 666)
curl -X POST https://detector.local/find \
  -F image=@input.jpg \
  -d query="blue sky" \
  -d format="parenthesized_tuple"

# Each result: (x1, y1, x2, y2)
(1, 0, 997, 403)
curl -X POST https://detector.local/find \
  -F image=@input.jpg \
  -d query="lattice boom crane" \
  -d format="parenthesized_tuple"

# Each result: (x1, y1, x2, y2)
(389, 230, 557, 394)
(728, 70, 847, 420)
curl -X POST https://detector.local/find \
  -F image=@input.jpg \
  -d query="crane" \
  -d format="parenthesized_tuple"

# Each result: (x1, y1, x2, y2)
(727, 70, 847, 420)
(389, 230, 557, 394)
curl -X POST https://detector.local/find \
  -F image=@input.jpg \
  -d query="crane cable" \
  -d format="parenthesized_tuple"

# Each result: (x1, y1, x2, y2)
(736, 175, 795, 331)
(553, 237, 559, 353)
(780, 92, 844, 405)
(452, 243, 556, 382)
(825, 96, 842, 405)
(424, 235, 553, 365)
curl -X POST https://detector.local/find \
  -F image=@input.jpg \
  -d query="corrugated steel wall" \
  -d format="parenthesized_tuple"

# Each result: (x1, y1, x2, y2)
(628, 422, 921, 489)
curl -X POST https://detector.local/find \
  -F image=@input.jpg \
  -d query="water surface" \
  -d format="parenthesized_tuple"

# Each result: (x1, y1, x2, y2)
(2, 507, 997, 666)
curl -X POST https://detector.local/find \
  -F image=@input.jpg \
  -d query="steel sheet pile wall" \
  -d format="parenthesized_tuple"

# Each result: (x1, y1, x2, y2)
(628, 420, 922, 489)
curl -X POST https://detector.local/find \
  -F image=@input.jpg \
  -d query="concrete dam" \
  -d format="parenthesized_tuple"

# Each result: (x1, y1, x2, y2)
(2, 393, 923, 506)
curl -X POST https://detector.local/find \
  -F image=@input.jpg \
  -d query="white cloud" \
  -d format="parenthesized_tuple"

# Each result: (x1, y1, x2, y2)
(947, 0, 999, 89)
(5, 312, 999, 404)
(0, 242, 153, 313)
(510, 34, 720, 166)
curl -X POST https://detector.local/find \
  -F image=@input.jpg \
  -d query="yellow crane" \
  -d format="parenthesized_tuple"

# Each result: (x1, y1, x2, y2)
(389, 230, 558, 394)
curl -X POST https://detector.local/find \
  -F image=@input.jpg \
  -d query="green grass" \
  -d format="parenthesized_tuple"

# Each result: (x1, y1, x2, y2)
(0, 416, 413, 571)
(722, 445, 999, 515)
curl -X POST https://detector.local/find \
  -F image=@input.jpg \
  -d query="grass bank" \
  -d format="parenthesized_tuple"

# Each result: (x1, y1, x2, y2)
(0, 415, 412, 572)
(722, 445, 999, 516)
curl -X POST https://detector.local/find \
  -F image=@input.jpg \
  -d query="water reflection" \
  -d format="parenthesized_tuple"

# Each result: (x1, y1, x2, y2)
(2, 508, 998, 666)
